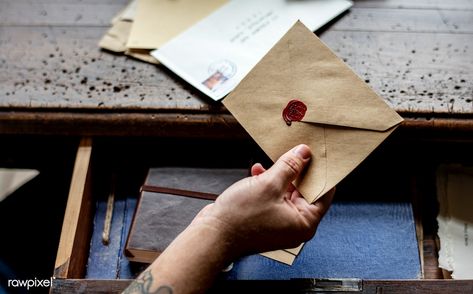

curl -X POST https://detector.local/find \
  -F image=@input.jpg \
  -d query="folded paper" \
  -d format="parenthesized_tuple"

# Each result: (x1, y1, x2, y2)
(223, 21, 403, 203)
(98, 1, 159, 64)
(99, 20, 132, 53)
(260, 244, 304, 265)
(126, 0, 227, 50)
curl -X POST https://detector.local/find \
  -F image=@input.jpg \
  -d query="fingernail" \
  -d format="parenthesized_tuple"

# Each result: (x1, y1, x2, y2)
(293, 144, 311, 160)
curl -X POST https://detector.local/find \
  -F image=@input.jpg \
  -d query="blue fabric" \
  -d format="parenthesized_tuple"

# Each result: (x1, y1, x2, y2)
(86, 197, 126, 279)
(86, 196, 146, 279)
(223, 202, 421, 280)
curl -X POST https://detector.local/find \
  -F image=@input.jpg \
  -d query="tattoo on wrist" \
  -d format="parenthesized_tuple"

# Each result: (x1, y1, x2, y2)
(122, 270, 173, 294)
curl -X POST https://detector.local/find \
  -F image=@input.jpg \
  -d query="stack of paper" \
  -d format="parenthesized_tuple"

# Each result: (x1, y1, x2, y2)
(99, 0, 228, 64)
(151, 0, 353, 100)
(437, 165, 473, 279)
(100, 0, 353, 100)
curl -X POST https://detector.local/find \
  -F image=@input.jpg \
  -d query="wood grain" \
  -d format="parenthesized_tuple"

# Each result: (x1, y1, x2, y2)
(332, 8, 473, 34)
(0, 111, 243, 137)
(2, 109, 473, 138)
(0, 0, 471, 130)
(423, 236, 444, 279)
(0, 1, 124, 26)
(0, 26, 209, 111)
(54, 138, 94, 278)
(353, 0, 473, 10)
(50, 278, 473, 294)
(0, 27, 471, 114)
(321, 30, 473, 114)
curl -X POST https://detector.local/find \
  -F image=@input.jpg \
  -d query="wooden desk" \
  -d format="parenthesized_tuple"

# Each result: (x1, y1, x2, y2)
(1, 0, 472, 137)
(50, 136, 473, 293)
(1, 1, 471, 291)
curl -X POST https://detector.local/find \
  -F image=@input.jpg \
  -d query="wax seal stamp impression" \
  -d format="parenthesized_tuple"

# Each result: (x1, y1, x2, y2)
(282, 99, 307, 126)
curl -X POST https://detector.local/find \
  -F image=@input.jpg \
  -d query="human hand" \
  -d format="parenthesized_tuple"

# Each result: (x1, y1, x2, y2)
(193, 144, 335, 258)
(124, 145, 335, 294)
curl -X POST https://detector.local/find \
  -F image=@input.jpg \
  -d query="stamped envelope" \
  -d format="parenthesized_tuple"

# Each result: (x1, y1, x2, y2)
(223, 21, 403, 203)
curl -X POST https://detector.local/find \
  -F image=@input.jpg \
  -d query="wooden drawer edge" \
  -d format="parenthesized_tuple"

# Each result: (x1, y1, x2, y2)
(54, 137, 94, 279)
(51, 278, 473, 293)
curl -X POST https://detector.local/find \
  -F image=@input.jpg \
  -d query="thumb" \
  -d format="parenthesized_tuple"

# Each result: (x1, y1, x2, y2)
(265, 144, 311, 190)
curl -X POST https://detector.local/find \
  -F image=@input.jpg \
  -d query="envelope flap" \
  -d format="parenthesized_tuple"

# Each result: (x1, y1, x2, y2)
(224, 21, 403, 204)
(301, 103, 403, 131)
(223, 21, 328, 202)
(286, 21, 403, 132)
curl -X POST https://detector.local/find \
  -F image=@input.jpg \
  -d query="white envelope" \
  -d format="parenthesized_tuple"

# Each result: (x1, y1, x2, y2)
(152, 0, 353, 101)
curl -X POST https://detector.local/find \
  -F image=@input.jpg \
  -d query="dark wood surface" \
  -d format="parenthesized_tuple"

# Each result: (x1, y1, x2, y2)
(1, 0, 472, 136)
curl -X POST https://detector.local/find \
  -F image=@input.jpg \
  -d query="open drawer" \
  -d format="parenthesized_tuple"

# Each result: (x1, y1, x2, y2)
(51, 136, 473, 293)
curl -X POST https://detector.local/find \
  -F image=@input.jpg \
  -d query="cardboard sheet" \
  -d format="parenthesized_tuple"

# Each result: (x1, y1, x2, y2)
(437, 165, 473, 279)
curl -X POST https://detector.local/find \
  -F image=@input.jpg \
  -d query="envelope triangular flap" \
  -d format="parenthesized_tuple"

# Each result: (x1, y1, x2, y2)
(224, 21, 328, 201)
(287, 21, 403, 131)
(224, 21, 403, 203)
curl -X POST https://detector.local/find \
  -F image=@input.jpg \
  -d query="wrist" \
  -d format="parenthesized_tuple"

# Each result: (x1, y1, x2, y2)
(141, 212, 242, 293)
(190, 214, 243, 264)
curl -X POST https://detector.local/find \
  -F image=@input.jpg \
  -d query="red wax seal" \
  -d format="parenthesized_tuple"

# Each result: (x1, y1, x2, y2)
(282, 99, 307, 126)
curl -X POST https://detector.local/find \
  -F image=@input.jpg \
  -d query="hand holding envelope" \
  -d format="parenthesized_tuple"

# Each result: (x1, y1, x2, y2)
(224, 21, 403, 204)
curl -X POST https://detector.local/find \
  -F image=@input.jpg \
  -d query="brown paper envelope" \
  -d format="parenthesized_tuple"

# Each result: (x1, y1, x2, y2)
(100, 0, 134, 52)
(111, 0, 138, 24)
(261, 250, 296, 266)
(125, 49, 159, 64)
(223, 21, 403, 204)
(99, 20, 132, 53)
(119, 0, 138, 22)
(284, 243, 304, 255)
(99, 20, 160, 64)
(126, 0, 227, 50)
(260, 243, 303, 265)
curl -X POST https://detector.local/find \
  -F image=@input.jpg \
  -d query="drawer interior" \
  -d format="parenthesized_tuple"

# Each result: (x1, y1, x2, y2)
(52, 135, 473, 291)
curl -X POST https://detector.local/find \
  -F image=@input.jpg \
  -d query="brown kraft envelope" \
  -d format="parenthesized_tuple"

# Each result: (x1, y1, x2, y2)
(126, 0, 227, 50)
(98, 3, 160, 64)
(223, 21, 403, 204)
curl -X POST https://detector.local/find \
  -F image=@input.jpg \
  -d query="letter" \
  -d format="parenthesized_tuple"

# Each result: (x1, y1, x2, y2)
(18, 280, 28, 287)
(36, 279, 44, 287)
(27, 280, 35, 290)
